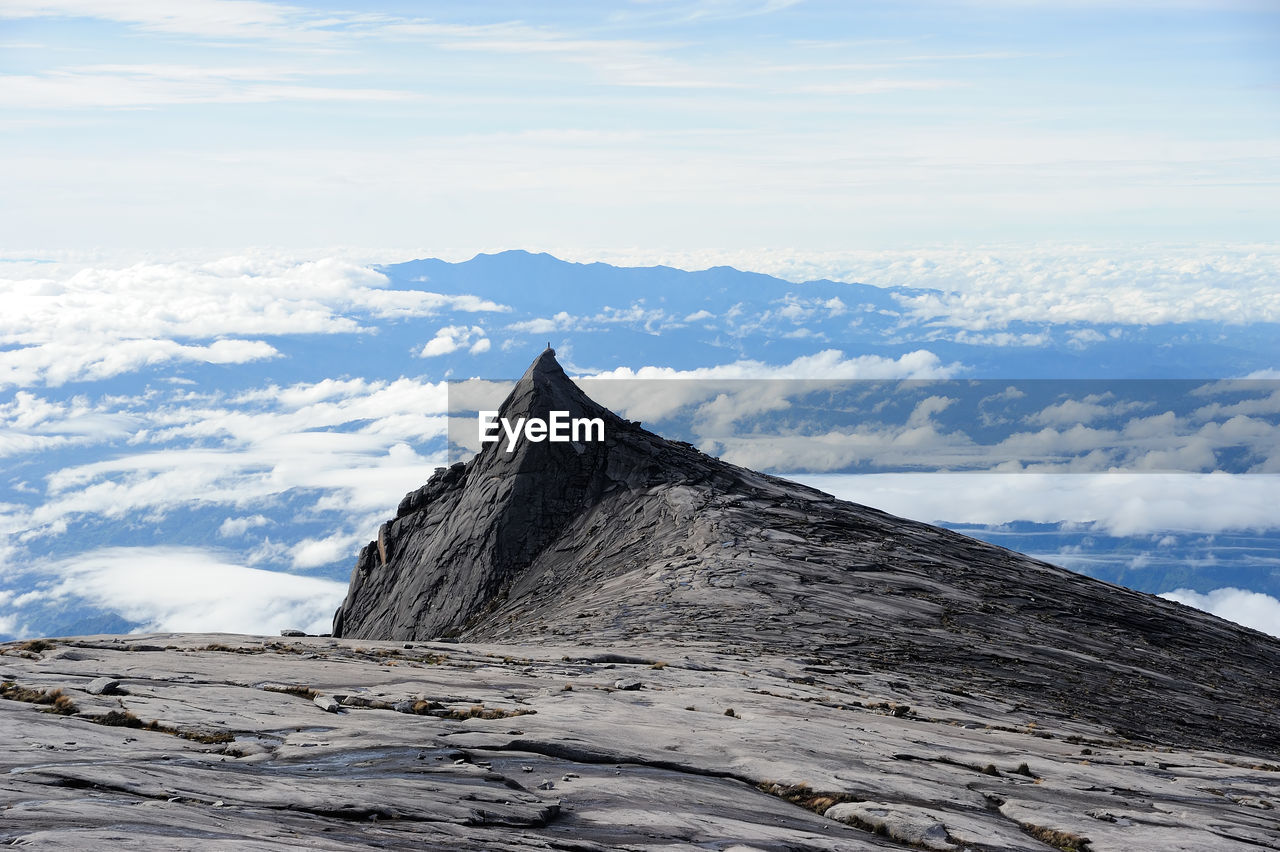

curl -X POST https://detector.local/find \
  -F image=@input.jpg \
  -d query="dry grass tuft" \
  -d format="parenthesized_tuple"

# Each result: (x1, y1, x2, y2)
(263, 684, 319, 700)
(91, 709, 234, 743)
(761, 782, 861, 815)
(100, 709, 144, 728)
(1, 681, 78, 715)
(446, 704, 535, 721)
(1021, 823, 1092, 851)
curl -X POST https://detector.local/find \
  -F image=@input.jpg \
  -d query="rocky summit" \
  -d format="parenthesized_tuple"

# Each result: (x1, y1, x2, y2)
(336, 348, 1279, 758)
(3, 349, 1279, 850)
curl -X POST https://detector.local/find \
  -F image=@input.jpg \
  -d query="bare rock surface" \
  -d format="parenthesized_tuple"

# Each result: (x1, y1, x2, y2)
(2, 633, 1278, 850)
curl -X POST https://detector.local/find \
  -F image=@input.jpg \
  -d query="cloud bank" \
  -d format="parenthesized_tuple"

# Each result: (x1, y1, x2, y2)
(29, 547, 347, 636)
(0, 256, 508, 388)
(577, 245, 1280, 328)
(796, 472, 1280, 537)
(1160, 587, 1280, 639)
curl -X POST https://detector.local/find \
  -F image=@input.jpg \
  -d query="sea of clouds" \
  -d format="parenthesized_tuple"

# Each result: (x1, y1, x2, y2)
(2, 244, 1279, 638)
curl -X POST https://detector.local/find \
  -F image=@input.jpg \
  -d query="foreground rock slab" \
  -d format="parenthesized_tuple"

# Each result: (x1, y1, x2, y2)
(3, 634, 1277, 850)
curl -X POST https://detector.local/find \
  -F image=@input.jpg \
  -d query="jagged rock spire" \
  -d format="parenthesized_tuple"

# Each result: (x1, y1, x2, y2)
(332, 348, 706, 641)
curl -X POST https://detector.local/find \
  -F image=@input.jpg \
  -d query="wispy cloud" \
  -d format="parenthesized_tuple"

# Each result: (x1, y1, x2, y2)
(0, 0, 321, 41)
(611, 0, 804, 25)
(0, 67, 415, 109)
(792, 79, 963, 95)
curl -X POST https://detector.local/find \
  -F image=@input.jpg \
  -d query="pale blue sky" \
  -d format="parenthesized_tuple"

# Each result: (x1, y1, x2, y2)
(1, 0, 1277, 252)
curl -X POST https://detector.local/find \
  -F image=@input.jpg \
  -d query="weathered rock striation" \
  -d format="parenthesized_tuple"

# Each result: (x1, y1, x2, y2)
(336, 348, 1280, 759)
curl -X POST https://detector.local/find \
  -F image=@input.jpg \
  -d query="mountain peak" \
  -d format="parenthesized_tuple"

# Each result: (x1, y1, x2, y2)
(332, 350, 1280, 758)
(333, 349, 706, 641)
(497, 346, 601, 421)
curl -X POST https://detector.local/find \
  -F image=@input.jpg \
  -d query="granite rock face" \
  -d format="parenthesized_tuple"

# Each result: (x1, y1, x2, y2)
(333, 347, 705, 640)
(335, 349, 1280, 760)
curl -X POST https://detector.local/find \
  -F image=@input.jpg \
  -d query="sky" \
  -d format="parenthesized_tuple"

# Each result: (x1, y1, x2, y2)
(2, 0, 1278, 253)
(1, 1, 1278, 641)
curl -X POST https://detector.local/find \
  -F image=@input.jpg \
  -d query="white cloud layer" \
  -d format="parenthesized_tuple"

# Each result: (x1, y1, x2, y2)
(0, 256, 508, 387)
(29, 547, 347, 636)
(1159, 587, 1280, 639)
(794, 472, 1280, 537)
(585, 348, 961, 382)
(4, 378, 450, 571)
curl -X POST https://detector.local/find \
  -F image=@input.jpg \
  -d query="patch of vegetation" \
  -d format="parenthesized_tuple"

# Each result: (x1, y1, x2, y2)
(263, 684, 319, 700)
(171, 727, 235, 745)
(197, 642, 301, 656)
(409, 699, 445, 715)
(99, 709, 144, 728)
(447, 704, 534, 721)
(1020, 823, 1092, 852)
(20, 639, 54, 653)
(91, 708, 234, 744)
(760, 782, 861, 815)
(1, 681, 77, 715)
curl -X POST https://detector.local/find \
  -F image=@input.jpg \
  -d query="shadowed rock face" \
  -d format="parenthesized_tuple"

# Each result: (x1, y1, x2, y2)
(333, 347, 704, 640)
(334, 349, 1280, 758)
